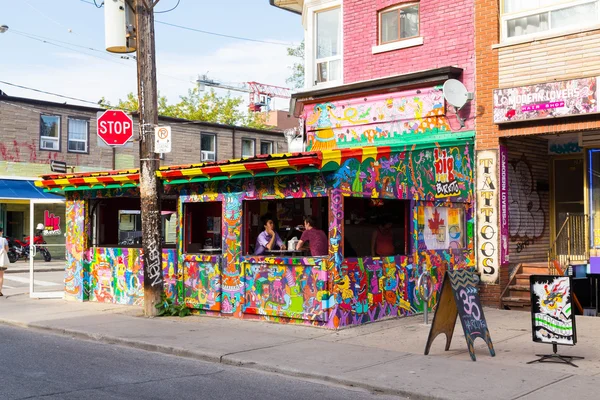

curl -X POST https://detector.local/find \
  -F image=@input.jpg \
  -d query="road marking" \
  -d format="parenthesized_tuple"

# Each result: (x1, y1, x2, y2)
(4, 275, 61, 287)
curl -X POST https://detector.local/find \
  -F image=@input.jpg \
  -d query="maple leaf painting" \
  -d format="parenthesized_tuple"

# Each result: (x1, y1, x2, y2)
(428, 208, 445, 234)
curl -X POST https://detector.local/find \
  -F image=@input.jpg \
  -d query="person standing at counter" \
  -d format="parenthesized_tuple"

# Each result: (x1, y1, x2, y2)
(255, 216, 286, 255)
(296, 216, 328, 256)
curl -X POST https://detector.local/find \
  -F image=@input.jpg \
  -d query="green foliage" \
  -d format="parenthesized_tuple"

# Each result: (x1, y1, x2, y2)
(155, 293, 191, 317)
(286, 41, 305, 89)
(100, 87, 272, 130)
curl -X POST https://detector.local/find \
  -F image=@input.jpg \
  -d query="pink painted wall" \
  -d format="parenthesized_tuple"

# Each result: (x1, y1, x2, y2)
(342, 0, 475, 128)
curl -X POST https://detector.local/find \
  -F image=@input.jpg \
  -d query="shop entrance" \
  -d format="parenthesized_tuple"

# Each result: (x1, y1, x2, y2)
(553, 157, 585, 232)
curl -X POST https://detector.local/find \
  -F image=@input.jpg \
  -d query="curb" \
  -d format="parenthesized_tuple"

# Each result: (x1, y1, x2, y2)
(0, 318, 441, 400)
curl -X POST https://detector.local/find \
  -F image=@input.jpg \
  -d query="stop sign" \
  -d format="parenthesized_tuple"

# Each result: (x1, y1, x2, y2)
(97, 110, 133, 146)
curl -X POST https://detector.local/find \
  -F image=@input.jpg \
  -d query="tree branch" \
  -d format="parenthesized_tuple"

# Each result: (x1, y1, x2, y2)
(152, 0, 161, 8)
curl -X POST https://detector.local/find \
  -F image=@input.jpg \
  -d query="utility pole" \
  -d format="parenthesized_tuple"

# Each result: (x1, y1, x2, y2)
(134, 0, 163, 316)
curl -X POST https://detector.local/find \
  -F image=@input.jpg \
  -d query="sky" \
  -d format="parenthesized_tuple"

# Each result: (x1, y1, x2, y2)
(0, 0, 303, 110)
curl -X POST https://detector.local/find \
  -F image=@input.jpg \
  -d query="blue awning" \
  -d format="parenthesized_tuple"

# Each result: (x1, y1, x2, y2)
(0, 179, 64, 201)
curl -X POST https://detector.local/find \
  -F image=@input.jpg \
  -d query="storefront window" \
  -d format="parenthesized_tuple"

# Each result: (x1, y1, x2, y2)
(244, 198, 329, 256)
(184, 201, 222, 253)
(417, 205, 465, 250)
(589, 150, 600, 248)
(92, 197, 177, 248)
(344, 197, 410, 257)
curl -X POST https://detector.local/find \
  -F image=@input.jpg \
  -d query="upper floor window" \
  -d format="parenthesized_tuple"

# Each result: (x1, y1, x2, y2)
(260, 140, 274, 155)
(502, 0, 600, 40)
(67, 118, 88, 153)
(315, 7, 341, 84)
(242, 138, 255, 158)
(40, 115, 60, 151)
(201, 133, 216, 162)
(379, 3, 420, 45)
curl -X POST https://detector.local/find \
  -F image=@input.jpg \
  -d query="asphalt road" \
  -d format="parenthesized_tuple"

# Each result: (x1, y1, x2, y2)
(0, 325, 407, 400)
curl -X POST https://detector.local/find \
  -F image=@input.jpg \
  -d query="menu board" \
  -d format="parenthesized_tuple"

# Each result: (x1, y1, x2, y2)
(425, 270, 495, 361)
(530, 275, 577, 346)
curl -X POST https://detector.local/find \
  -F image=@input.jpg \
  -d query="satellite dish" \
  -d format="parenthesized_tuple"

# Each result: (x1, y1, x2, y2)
(442, 79, 473, 128)
(443, 79, 471, 109)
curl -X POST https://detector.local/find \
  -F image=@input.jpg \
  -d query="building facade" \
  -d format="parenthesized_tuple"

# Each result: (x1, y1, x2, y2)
(475, 0, 600, 310)
(0, 94, 286, 248)
(270, 0, 478, 317)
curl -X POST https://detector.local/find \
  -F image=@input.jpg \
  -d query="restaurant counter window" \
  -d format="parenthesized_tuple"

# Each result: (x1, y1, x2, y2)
(417, 205, 465, 250)
(184, 201, 222, 254)
(244, 197, 328, 256)
(344, 197, 409, 257)
(91, 197, 177, 248)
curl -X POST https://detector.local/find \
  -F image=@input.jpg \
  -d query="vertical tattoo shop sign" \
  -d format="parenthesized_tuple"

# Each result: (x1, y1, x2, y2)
(499, 145, 509, 266)
(477, 150, 499, 284)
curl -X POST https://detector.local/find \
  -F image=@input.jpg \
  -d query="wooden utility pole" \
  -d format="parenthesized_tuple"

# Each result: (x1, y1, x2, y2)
(134, 0, 163, 316)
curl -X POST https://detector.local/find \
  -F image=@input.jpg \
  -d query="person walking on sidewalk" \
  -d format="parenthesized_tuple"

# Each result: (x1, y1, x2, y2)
(0, 226, 9, 296)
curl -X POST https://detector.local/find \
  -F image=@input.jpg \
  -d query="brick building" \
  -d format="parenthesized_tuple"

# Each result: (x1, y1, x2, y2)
(0, 94, 286, 247)
(475, 0, 600, 311)
(271, 0, 478, 313)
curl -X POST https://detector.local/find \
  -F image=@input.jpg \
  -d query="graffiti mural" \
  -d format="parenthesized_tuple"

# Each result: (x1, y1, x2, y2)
(508, 156, 545, 239)
(242, 256, 328, 321)
(304, 87, 451, 151)
(328, 145, 472, 202)
(65, 200, 86, 301)
(183, 254, 221, 311)
(476, 150, 500, 284)
(86, 248, 177, 305)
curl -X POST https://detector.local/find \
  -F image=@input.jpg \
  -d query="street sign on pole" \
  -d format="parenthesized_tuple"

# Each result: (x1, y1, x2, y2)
(154, 126, 171, 153)
(50, 160, 67, 174)
(97, 110, 134, 146)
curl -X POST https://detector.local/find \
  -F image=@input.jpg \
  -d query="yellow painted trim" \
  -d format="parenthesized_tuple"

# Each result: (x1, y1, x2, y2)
(0, 199, 31, 204)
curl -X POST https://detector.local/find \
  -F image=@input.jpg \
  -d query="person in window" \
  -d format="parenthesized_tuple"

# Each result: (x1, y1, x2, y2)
(255, 215, 285, 255)
(296, 216, 328, 256)
(371, 218, 395, 257)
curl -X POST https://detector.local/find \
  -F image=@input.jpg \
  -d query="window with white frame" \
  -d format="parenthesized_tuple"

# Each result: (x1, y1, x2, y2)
(502, 0, 600, 40)
(67, 118, 88, 153)
(242, 138, 255, 158)
(315, 7, 341, 84)
(200, 133, 216, 161)
(40, 115, 60, 151)
(260, 140, 273, 155)
(379, 3, 420, 45)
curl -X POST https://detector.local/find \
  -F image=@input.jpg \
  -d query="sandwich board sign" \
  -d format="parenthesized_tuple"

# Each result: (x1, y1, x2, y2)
(424, 269, 495, 361)
(527, 275, 583, 367)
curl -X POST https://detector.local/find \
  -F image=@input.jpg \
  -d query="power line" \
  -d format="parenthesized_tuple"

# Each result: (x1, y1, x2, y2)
(155, 0, 181, 14)
(0, 80, 108, 107)
(78, 0, 294, 46)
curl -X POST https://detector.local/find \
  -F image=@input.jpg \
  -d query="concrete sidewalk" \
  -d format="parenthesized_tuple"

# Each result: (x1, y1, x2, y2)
(4, 260, 65, 274)
(0, 295, 598, 400)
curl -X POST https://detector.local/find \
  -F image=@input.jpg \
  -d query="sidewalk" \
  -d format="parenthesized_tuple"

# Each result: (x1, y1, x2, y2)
(0, 294, 598, 400)
(4, 260, 65, 274)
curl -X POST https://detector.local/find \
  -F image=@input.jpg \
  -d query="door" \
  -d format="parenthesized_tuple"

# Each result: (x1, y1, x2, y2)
(29, 199, 66, 299)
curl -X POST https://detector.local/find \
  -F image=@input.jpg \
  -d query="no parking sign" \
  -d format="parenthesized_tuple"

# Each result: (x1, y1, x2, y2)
(155, 126, 172, 153)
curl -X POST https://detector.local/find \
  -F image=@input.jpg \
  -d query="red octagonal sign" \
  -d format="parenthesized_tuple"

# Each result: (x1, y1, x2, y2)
(97, 110, 133, 146)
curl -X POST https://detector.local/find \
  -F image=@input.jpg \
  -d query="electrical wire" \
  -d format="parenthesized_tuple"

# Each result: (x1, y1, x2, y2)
(0, 80, 109, 107)
(154, 0, 180, 14)
(78, 0, 293, 46)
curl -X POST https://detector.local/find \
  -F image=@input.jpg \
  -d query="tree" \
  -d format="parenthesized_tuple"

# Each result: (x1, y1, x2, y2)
(286, 41, 304, 89)
(100, 87, 270, 129)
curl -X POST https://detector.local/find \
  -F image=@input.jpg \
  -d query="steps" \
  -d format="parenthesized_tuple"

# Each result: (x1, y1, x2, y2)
(501, 262, 549, 311)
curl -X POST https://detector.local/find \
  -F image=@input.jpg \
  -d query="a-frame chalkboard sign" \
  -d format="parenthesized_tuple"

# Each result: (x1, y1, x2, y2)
(424, 270, 495, 361)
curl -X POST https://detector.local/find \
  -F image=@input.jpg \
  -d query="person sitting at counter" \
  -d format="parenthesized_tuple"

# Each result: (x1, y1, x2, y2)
(296, 216, 328, 256)
(255, 215, 286, 255)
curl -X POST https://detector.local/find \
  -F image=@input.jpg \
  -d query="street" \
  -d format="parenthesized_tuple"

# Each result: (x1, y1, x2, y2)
(0, 325, 406, 400)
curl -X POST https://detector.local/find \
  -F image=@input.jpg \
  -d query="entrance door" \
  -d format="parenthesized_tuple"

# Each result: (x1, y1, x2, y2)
(29, 199, 66, 299)
(553, 157, 585, 231)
